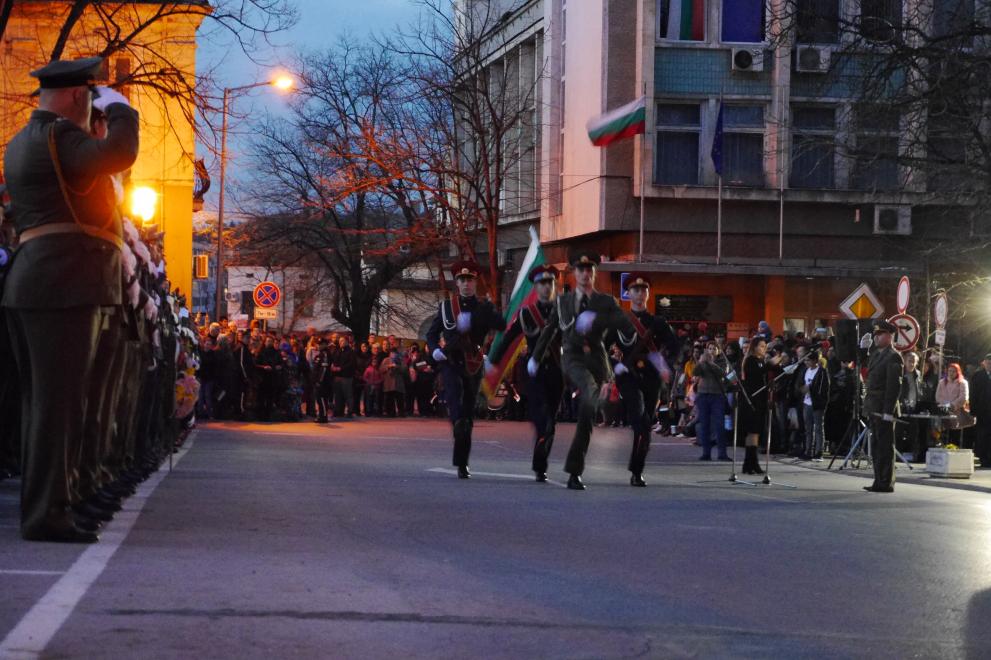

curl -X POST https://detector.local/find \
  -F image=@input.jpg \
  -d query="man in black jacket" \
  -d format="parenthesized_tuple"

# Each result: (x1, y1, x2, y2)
(800, 351, 830, 460)
(255, 336, 282, 421)
(331, 336, 356, 418)
(970, 354, 991, 468)
(426, 261, 506, 479)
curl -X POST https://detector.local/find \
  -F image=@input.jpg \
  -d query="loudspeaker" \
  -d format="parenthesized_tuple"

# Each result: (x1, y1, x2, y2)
(834, 319, 871, 362)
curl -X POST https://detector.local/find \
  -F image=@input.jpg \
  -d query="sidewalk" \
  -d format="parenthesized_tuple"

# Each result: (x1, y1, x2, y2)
(775, 453, 991, 494)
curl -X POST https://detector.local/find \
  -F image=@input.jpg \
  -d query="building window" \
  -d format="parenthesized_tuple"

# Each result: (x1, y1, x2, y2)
(851, 105, 900, 191)
(933, 0, 974, 42)
(927, 108, 969, 194)
(658, 0, 705, 41)
(293, 290, 315, 318)
(722, 0, 765, 43)
(655, 103, 700, 185)
(722, 105, 765, 187)
(796, 0, 840, 44)
(859, 0, 902, 43)
(790, 106, 836, 189)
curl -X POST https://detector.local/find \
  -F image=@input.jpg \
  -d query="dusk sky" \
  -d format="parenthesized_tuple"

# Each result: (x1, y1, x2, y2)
(197, 0, 423, 210)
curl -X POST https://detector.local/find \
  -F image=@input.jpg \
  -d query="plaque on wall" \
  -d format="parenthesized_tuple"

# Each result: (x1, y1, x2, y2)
(655, 295, 733, 322)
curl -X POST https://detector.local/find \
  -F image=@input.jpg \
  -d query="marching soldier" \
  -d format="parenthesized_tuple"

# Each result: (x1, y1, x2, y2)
(529, 251, 637, 490)
(2, 57, 139, 542)
(612, 273, 678, 487)
(427, 261, 506, 478)
(862, 320, 903, 493)
(488, 264, 563, 482)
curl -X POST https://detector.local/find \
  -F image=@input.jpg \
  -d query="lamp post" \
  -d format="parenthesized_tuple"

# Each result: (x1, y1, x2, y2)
(215, 74, 294, 322)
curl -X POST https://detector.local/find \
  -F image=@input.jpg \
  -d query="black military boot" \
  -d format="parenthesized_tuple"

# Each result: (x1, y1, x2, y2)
(630, 473, 647, 487)
(567, 474, 585, 490)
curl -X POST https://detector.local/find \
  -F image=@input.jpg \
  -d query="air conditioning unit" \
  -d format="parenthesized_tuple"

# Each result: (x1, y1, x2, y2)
(795, 45, 832, 73)
(732, 48, 765, 73)
(873, 205, 912, 235)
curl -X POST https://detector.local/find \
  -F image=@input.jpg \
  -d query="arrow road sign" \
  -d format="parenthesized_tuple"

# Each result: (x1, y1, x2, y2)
(253, 281, 281, 309)
(888, 313, 920, 353)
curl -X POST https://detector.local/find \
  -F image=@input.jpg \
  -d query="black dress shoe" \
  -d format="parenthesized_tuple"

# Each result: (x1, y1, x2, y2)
(863, 485, 895, 493)
(535, 472, 547, 482)
(630, 473, 647, 487)
(23, 525, 99, 544)
(73, 502, 114, 522)
(567, 474, 585, 490)
(73, 515, 101, 533)
(457, 466, 471, 479)
(90, 493, 123, 512)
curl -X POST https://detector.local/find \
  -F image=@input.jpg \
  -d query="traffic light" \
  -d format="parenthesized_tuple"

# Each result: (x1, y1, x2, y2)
(194, 254, 209, 279)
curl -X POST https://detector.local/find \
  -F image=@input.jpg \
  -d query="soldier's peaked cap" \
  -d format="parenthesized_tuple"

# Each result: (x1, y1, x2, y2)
(873, 319, 897, 335)
(528, 264, 558, 283)
(624, 272, 651, 290)
(569, 250, 601, 268)
(30, 57, 103, 90)
(450, 260, 480, 279)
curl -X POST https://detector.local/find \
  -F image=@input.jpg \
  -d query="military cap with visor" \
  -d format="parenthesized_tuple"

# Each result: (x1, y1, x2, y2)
(624, 272, 651, 291)
(569, 249, 601, 268)
(450, 260, 480, 279)
(30, 56, 103, 94)
(873, 319, 897, 335)
(528, 264, 558, 283)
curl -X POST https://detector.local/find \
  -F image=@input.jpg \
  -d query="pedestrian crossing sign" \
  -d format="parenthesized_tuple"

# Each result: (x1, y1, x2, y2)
(839, 283, 884, 320)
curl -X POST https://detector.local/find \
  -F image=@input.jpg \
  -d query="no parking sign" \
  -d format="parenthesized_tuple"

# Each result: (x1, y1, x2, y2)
(253, 281, 281, 309)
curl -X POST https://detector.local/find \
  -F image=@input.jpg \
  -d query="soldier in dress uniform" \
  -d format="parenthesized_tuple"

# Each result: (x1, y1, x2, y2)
(488, 264, 563, 482)
(529, 250, 637, 490)
(426, 260, 506, 479)
(862, 319, 903, 493)
(612, 273, 678, 487)
(2, 57, 139, 542)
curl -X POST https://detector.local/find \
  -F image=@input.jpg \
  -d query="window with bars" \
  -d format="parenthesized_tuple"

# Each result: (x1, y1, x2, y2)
(722, 105, 765, 187)
(790, 106, 836, 189)
(655, 103, 700, 185)
(851, 105, 900, 191)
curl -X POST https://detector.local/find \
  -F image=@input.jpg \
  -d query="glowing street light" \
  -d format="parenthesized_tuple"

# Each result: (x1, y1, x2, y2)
(215, 72, 295, 321)
(130, 186, 158, 224)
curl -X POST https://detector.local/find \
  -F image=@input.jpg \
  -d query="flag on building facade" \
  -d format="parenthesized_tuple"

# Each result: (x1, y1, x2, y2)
(710, 102, 724, 176)
(662, 0, 705, 41)
(586, 95, 647, 147)
(482, 226, 545, 397)
(722, 0, 765, 43)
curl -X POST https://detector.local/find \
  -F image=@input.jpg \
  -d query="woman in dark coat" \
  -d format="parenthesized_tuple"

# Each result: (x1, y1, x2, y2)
(739, 337, 771, 474)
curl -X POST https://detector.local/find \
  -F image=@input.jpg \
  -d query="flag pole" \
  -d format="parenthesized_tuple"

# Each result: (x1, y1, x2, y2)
(639, 87, 646, 263)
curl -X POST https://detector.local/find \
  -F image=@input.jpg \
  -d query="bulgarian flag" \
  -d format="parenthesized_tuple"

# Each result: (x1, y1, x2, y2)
(663, 0, 705, 41)
(586, 95, 647, 147)
(482, 226, 545, 397)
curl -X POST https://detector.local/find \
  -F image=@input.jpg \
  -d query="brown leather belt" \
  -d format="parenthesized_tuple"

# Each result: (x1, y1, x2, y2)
(19, 222, 122, 250)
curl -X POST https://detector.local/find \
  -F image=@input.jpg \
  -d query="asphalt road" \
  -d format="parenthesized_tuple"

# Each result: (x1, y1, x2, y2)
(2, 418, 990, 659)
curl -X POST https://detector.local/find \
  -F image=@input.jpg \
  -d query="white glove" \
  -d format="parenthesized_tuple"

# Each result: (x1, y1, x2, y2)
(432, 348, 447, 362)
(483, 356, 495, 376)
(456, 312, 472, 334)
(647, 351, 672, 383)
(92, 86, 131, 112)
(859, 333, 873, 350)
(614, 362, 628, 376)
(527, 357, 538, 377)
(882, 413, 895, 422)
(576, 310, 597, 335)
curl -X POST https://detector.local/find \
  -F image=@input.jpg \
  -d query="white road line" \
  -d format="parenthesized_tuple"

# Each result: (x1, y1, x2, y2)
(0, 570, 65, 577)
(427, 467, 568, 488)
(0, 435, 195, 659)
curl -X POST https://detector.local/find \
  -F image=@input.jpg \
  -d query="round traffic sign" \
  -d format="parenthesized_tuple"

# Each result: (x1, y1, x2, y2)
(934, 293, 948, 329)
(888, 313, 920, 353)
(253, 281, 281, 309)
(896, 276, 910, 314)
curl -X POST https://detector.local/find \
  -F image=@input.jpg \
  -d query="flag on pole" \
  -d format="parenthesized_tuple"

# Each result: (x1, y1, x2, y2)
(710, 102, 724, 176)
(587, 95, 647, 147)
(482, 226, 545, 397)
(662, 0, 705, 41)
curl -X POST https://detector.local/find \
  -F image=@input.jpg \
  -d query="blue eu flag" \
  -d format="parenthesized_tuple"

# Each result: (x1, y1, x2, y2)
(711, 103, 724, 177)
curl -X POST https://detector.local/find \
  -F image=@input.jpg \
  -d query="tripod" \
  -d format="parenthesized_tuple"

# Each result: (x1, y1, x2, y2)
(753, 369, 798, 488)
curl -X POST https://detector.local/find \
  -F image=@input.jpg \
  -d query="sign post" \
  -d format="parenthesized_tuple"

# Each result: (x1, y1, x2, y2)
(252, 281, 281, 328)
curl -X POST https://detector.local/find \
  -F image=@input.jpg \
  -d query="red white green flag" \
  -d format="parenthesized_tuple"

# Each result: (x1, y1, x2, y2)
(663, 0, 705, 41)
(586, 95, 647, 147)
(482, 226, 545, 397)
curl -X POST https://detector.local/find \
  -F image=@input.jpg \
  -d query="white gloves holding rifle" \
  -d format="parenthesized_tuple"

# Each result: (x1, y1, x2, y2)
(432, 348, 446, 363)
(859, 333, 873, 350)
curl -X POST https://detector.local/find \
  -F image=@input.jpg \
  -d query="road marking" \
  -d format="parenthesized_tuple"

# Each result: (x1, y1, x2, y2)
(0, 435, 195, 659)
(0, 570, 65, 577)
(427, 467, 567, 488)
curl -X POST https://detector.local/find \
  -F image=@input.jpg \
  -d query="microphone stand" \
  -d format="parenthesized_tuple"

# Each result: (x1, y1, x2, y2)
(715, 343, 758, 486)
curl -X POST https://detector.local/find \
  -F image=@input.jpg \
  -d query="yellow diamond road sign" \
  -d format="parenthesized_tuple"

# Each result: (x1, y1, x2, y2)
(840, 283, 884, 320)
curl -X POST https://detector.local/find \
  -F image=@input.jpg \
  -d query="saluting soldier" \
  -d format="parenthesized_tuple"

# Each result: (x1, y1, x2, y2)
(612, 273, 678, 487)
(488, 264, 563, 482)
(426, 260, 506, 479)
(529, 251, 637, 490)
(862, 320, 903, 493)
(2, 57, 139, 542)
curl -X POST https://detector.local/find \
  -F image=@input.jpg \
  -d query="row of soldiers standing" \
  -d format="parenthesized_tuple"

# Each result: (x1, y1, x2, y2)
(426, 252, 677, 489)
(1, 57, 189, 542)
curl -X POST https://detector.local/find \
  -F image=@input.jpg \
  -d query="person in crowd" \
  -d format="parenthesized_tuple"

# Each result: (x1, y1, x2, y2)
(353, 342, 371, 416)
(314, 338, 333, 423)
(862, 321, 903, 493)
(970, 354, 991, 468)
(692, 342, 729, 461)
(739, 338, 775, 472)
(197, 322, 221, 419)
(363, 353, 383, 416)
(408, 344, 435, 416)
(936, 362, 970, 446)
(331, 336, 356, 418)
(381, 348, 406, 417)
(800, 350, 830, 461)
(427, 260, 506, 479)
(529, 251, 636, 490)
(254, 336, 282, 422)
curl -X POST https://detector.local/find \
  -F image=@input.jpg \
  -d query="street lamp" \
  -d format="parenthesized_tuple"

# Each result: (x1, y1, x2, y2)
(214, 73, 295, 322)
(130, 186, 158, 225)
